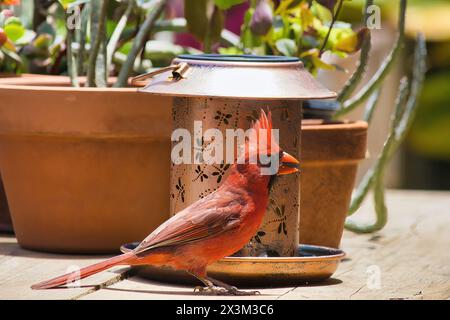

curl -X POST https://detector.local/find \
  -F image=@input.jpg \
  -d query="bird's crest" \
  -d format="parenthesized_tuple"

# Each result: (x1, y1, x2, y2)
(246, 110, 280, 158)
(252, 109, 273, 133)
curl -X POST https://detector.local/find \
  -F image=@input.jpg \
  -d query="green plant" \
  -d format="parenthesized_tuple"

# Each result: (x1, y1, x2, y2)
(346, 34, 426, 233)
(3, 1, 243, 83)
(0, 2, 62, 76)
(56, 0, 230, 87)
(329, 0, 426, 233)
(56, 0, 249, 87)
(219, 0, 367, 75)
(53, 0, 167, 87)
(182, 0, 247, 53)
(1, 1, 77, 76)
(0, 8, 26, 73)
(217, 0, 428, 233)
(25, 0, 194, 87)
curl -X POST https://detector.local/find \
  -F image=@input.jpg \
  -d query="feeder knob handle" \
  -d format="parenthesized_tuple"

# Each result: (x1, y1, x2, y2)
(130, 63, 190, 86)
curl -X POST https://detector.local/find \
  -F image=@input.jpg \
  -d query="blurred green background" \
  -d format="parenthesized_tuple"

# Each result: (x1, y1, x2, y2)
(335, 0, 450, 190)
(400, 0, 450, 189)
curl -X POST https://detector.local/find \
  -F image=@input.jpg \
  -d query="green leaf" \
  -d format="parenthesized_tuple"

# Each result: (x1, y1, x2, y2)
(208, 6, 224, 44)
(58, 0, 78, 9)
(185, 0, 224, 50)
(315, 0, 337, 11)
(275, 0, 298, 15)
(36, 22, 56, 39)
(242, 27, 261, 48)
(275, 38, 297, 56)
(218, 46, 244, 55)
(301, 35, 320, 49)
(1, 47, 22, 64)
(241, 8, 261, 48)
(4, 17, 21, 26)
(334, 32, 358, 53)
(34, 34, 53, 49)
(4, 23, 25, 42)
(312, 2, 333, 23)
(214, 0, 245, 10)
(312, 55, 335, 70)
(185, 0, 209, 42)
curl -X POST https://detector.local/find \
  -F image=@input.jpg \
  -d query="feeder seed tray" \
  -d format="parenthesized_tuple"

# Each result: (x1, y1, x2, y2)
(121, 242, 345, 287)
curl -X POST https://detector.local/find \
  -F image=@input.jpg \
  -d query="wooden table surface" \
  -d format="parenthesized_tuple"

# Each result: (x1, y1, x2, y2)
(1, 190, 449, 300)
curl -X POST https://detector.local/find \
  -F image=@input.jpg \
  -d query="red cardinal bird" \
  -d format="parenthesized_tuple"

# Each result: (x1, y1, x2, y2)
(31, 110, 299, 295)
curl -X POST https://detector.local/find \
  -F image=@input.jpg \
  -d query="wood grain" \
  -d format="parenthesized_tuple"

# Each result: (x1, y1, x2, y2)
(0, 190, 449, 300)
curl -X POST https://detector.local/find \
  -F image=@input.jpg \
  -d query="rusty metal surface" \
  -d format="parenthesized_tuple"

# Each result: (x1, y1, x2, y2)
(170, 97, 302, 257)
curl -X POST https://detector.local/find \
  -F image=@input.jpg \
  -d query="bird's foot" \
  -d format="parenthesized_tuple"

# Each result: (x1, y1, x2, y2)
(225, 286, 261, 296)
(194, 285, 229, 295)
(194, 285, 260, 296)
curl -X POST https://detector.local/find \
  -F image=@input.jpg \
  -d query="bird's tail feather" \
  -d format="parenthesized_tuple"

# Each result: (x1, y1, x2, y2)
(31, 252, 135, 290)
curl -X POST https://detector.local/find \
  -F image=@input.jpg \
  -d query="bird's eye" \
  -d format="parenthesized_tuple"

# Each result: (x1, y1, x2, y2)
(257, 151, 282, 168)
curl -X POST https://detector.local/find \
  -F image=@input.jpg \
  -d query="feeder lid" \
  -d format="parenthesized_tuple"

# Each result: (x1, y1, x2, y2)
(137, 54, 336, 100)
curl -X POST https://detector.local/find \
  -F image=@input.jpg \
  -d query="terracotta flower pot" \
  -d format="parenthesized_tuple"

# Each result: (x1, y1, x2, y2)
(0, 76, 172, 253)
(0, 76, 11, 233)
(300, 120, 368, 248)
(0, 178, 12, 233)
(0, 74, 52, 233)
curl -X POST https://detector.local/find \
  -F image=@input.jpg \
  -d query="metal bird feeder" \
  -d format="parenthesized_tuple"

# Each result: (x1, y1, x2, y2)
(138, 54, 336, 258)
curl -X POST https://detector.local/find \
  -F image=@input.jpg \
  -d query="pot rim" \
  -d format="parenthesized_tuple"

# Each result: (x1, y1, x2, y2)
(302, 119, 368, 131)
(301, 119, 368, 164)
(0, 75, 139, 93)
(0, 75, 171, 138)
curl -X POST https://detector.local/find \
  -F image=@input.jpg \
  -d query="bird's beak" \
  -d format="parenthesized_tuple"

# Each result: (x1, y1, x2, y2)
(278, 151, 299, 175)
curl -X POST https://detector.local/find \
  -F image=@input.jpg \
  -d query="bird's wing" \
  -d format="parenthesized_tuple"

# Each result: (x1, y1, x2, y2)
(133, 190, 245, 256)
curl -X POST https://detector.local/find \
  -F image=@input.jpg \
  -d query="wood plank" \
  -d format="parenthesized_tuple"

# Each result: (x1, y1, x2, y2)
(1, 190, 449, 300)
(280, 190, 450, 300)
(80, 277, 292, 300)
(0, 235, 129, 300)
